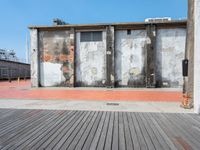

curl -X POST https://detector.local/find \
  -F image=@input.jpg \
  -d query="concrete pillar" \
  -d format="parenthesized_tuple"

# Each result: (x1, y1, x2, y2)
(146, 24, 157, 88)
(106, 26, 115, 87)
(193, 0, 200, 113)
(187, 0, 200, 113)
(30, 29, 39, 87)
(69, 28, 75, 87)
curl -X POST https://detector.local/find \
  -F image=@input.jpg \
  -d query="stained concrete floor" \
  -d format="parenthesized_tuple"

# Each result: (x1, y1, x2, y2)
(0, 99, 193, 113)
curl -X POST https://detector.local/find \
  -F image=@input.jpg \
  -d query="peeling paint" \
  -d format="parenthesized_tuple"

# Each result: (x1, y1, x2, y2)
(40, 62, 65, 86)
(39, 30, 74, 87)
(31, 25, 187, 88)
(76, 31, 107, 86)
(156, 29, 186, 88)
(115, 30, 147, 87)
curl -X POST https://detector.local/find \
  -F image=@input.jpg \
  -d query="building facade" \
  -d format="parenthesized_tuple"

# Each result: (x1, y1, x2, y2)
(0, 49, 30, 80)
(29, 20, 186, 88)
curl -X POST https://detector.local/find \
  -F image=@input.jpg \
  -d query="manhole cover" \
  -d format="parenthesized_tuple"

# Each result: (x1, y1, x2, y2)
(106, 103, 119, 106)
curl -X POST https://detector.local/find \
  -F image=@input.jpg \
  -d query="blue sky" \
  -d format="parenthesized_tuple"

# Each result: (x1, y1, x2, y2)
(0, 0, 187, 60)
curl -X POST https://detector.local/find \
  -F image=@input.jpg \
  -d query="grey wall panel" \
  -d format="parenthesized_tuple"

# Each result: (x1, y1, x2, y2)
(156, 28, 186, 88)
(75, 31, 107, 87)
(115, 30, 147, 87)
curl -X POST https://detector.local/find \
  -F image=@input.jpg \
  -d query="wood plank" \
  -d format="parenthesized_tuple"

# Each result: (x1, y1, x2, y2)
(138, 113, 163, 150)
(74, 112, 99, 150)
(104, 112, 114, 150)
(122, 112, 133, 150)
(51, 111, 88, 150)
(0, 109, 36, 128)
(42, 111, 83, 150)
(118, 112, 126, 150)
(0, 109, 200, 150)
(96, 111, 110, 150)
(135, 112, 155, 150)
(60, 111, 94, 150)
(142, 113, 171, 150)
(173, 114, 200, 142)
(0, 110, 52, 146)
(126, 112, 140, 150)
(89, 112, 107, 150)
(150, 113, 182, 150)
(154, 113, 197, 150)
(67, 111, 97, 150)
(3, 110, 58, 149)
(16, 110, 69, 150)
(131, 113, 148, 150)
(163, 113, 200, 149)
(23, 111, 73, 149)
(112, 112, 119, 150)
(36, 111, 76, 149)
(0, 110, 45, 137)
(82, 111, 104, 150)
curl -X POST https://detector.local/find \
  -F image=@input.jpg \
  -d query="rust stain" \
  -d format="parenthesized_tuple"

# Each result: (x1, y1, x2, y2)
(39, 31, 75, 86)
(59, 54, 68, 62)
(42, 54, 53, 62)
(175, 137, 192, 150)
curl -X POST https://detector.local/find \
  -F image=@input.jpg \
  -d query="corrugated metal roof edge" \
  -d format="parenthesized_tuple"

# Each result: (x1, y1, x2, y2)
(0, 59, 30, 65)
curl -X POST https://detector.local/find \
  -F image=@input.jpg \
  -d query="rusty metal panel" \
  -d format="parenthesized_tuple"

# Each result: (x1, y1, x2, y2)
(39, 30, 74, 87)
(156, 28, 186, 88)
(115, 30, 147, 87)
(75, 31, 107, 87)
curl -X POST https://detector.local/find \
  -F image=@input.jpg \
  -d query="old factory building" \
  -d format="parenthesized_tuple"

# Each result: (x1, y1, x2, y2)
(29, 19, 186, 88)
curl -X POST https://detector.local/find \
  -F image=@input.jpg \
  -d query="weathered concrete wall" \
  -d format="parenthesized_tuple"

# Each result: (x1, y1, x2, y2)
(75, 31, 107, 86)
(30, 24, 187, 88)
(156, 29, 186, 88)
(30, 29, 39, 87)
(39, 30, 74, 87)
(115, 30, 147, 87)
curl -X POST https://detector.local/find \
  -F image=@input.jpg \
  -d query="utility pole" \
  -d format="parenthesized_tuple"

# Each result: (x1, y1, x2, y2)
(26, 32, 29, 63)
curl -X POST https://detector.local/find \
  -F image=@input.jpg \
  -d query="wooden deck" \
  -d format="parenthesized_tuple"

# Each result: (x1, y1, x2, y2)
(0, 109, 199, 150)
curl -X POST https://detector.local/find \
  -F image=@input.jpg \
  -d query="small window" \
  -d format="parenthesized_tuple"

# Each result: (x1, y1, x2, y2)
(81, 31, 102, 42)
(127, 29, 131, 35)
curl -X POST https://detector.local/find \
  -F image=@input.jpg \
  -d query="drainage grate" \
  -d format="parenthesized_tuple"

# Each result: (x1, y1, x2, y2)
(106, 103, 119, 106)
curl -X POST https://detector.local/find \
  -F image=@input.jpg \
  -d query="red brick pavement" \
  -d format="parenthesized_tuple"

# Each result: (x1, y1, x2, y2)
(0, 80, 182, 102)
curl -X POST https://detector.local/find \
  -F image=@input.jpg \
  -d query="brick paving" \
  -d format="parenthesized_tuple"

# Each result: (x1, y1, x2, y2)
(0, 80, 182, 102)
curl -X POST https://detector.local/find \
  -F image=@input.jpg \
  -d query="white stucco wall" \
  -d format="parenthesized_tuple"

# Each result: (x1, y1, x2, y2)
(40, 62, 65, 86)
(76, 31, 107, 86)
(156, 29, 186, 88)
(194, 0, 200, 114)
(115, 30, 147, 87)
